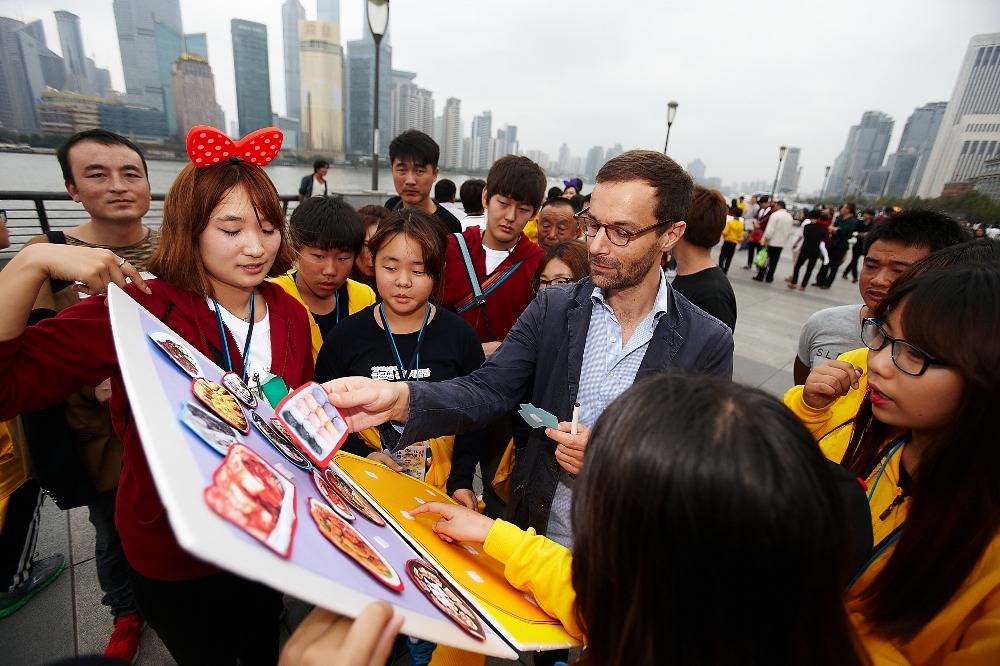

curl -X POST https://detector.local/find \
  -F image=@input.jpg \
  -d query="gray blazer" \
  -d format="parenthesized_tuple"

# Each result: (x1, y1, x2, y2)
(397, 277, 734, 533)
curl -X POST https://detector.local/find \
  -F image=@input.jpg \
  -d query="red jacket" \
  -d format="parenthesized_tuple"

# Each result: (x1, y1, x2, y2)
(441, 226, 543, 343)
(0, 279, 313, 581)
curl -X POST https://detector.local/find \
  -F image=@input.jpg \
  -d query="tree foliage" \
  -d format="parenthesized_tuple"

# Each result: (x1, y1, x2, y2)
(876, 191, 1000, 227)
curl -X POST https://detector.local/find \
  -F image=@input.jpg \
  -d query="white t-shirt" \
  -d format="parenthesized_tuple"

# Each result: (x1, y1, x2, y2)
(311, 177, 327, 198)
(797, 303, 864, 369)
(483, 246, 511, 274)
(208, 298, 273, 379)
(461, 214, 485, 231)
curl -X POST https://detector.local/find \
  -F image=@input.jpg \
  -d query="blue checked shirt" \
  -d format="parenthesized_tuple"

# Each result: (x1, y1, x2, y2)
(544, 271, 670, 548)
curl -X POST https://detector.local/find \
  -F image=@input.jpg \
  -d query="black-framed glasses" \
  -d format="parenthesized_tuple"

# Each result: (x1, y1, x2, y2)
(861, 318, 944, 377)
(573, 207, 673, 247)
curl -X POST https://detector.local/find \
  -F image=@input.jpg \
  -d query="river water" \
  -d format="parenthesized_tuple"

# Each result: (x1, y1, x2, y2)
(0, 152, 567, 196)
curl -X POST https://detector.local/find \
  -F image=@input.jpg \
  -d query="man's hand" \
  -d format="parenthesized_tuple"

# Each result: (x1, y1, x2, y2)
(546, 422, 591, 475)
(279, 602, 403, 666)
(451, 489, 478, 511)
(95, 378, 113, 405)
(802, 360, 864, 410)
(366, 451, 402, 472)
(409, 502, 494, 544)
(323, 377, 411, 432)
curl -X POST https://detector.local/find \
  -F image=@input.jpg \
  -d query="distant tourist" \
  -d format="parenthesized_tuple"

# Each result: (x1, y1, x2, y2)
(535, 197, 581, 251)
(434, 178, 465, 222)
(753, 199, 794, 283)
(383, 130, 462, 233)
(743, 194, 773, 269)
(350, 205, 391, 293)
(787, 209, 829, 291)
(718, 201, 745, 273)
(297, 158, 329, 201)
(814, 203, 859, 288)
(841, 208, 874, 283)
(459, 179, 486, 231)
(561, 178, 582, 198)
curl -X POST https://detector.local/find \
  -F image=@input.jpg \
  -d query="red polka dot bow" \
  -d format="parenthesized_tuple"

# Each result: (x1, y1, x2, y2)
(185, 126, 283, 168)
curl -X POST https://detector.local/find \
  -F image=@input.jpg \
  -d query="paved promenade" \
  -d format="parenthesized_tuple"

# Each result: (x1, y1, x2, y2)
(1, 245, 863, 665)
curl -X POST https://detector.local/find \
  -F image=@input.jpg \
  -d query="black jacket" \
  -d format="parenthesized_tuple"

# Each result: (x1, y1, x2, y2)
(396, 277, 734, 533)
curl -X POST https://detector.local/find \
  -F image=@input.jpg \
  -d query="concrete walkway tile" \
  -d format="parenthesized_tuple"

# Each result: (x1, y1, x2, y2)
(733, 354, 782, 388)
(72, 556, 114, 656)
(69, 506, 97, 565)
(759, 368, 795, 398)
(135, 627, 176, 666)
(0, 560, 75, 666)
(34, 496, 70, 564)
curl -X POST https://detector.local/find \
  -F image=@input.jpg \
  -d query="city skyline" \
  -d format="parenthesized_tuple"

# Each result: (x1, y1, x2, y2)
(0, 0, 996, 191)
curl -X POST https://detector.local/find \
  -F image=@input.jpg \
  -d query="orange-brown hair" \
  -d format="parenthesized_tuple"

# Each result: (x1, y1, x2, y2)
(147, 161, 294, 295)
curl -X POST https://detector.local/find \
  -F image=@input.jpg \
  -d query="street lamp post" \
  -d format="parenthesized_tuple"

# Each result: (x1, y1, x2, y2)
(367, 0, 389, 192)
(770, 146, 787, 198)
(819, 165, 831, 202)
(663, 101, 678, 155)
(842, 175, 853, 199)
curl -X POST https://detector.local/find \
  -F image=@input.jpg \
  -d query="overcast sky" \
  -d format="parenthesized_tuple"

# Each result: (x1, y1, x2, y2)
(2, 0, 998, 192)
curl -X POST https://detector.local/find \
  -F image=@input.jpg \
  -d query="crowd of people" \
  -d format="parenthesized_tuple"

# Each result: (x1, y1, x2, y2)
(0, 124, 997, 666)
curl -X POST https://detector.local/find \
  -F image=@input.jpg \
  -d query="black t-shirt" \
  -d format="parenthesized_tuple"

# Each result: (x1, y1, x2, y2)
(315, 305, 486, 493)
(310, 283, 351, 339)
(671, 267, 738, 332)
(384, 196, 462, 234)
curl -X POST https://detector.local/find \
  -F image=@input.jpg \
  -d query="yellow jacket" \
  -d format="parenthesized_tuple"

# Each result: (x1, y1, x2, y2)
(0, 420, 31, 533)
(722, 217, 745, 244)
(483, 519, 584, 641)
(523, 216, 539, 244)
(785, 347, 1000, 665)
(271, 272, 376, 361)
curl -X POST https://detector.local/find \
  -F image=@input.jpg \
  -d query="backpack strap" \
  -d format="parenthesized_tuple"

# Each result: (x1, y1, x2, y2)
(45, 231, 76, 294)
(453, 232, 486, 310)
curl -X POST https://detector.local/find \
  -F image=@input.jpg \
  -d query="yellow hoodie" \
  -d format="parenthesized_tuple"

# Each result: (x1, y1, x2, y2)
(271, 272, 376, 361)
(784, 347, 1000, 665)
(722, 217, 745, 244)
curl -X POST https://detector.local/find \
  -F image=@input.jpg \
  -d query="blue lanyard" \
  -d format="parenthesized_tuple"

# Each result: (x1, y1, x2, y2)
(380, 301, 430, 382)
(212, 293, 255, 382)
(866, 433, 909, 502)
(846, 433, 911, 591)
(294, 270, 339, 325)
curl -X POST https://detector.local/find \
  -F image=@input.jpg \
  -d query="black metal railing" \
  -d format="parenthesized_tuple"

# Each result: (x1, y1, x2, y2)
(0, 192, 304, 267)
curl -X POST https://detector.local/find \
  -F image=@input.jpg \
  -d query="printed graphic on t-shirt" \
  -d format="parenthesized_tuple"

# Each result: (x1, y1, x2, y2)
(370, 365, 432, 381)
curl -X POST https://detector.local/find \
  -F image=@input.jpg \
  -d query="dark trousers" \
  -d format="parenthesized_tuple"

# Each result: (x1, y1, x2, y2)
(718, 241, 736, 273)
(791, 251, 820, 287)
(745, 241, 761, 267)
(754, 246, 783, 282)
(843, 242, 864, 280)
(89, 487, 138, 617)
(480, 414, 512, 520)
(534, 649, 570, 666)
(816, 245, 849, 286)
(126, 563, 284, 666)
(0, 479, 43, 591)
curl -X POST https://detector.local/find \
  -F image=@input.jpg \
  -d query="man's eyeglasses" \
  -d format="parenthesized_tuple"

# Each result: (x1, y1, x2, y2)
(573, 207, 673, 247)
(861, 318, 944, 377)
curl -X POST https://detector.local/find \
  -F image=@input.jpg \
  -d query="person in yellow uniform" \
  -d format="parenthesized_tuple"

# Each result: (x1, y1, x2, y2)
(273, 196, 376, 360)
(785, 259, 1000, 666)
(407, 373, 869, 665)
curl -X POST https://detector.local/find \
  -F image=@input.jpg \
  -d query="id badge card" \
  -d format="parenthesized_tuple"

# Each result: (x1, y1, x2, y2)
(384, 442, 428, 482)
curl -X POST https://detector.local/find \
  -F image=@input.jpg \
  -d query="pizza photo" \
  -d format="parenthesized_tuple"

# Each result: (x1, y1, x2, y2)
(309, 498, 402, 592)
(192, 377, 249, 434)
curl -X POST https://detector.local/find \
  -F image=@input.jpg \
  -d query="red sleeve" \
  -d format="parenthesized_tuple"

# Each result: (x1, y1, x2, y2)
(0, 294, 118, 421)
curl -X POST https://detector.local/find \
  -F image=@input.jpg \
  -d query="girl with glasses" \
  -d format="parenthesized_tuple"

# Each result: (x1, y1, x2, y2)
(531, 240, 589, 294)
(787, 258, 1000, 664)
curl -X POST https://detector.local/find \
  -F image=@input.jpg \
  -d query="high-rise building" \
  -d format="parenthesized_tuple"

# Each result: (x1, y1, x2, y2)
(231, 19, 272, 138)
(0, 18, 41, 132)
(272, 112, 300, 151)
(917, 34, 1000, 198)
(299, 20, 345, 156)
(440, 97, 461, 169)
(584, 145, 604, 179)
(317, 0, 340, 24)
(171, 53, 217, 137)
(55, 11, 94, 94)
(525, 149, 549, 170)
(229, 119, 239, 139)
(390, 70, 434, 139)
(827, 111, 895, 197)
(113, 0, 183, 110)
(687, 158, 706, 181)
(882, 102, 948, 198)
(152, 15, 184, 136)
(496, 124, 518, 158)
(470, 111, 492, 170)
(605, 143, 623, 163)
(282, 0, 305, 123)
(557, 143, 571, 173)
(36, 89, 168, 139)
(24, 20, 45, 46)
(777, 147, 801, 193)
(218, 104, 226, 133)
(344, 17, 391, 157)
(185, 33, 208, 60)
